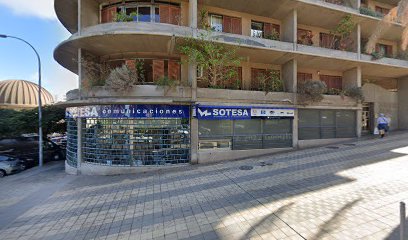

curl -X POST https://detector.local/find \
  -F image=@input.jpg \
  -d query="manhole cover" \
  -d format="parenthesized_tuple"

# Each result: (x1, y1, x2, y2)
(344, 143, 356, 146)
(326, 146, 340, 149)
(239, 166, 254, 170)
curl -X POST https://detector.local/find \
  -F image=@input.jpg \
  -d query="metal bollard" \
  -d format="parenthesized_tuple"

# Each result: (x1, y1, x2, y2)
(401, 202, 406, 240)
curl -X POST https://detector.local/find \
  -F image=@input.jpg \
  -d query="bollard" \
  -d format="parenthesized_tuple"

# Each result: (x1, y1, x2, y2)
(401, 202, 406, 240)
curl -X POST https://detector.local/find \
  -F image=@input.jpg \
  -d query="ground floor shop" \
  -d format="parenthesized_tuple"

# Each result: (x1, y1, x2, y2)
(65, 104, 359, 175)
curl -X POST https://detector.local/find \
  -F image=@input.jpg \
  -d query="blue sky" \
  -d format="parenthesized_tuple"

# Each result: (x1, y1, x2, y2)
(0, 0, 77, 101)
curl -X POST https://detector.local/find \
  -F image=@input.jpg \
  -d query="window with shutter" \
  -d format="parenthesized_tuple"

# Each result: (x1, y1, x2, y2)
(320, 75, 342, 90)
(101, 6, 118, 23)
(231, 17, 242, 35)
(376, 44, 393, 57)
(251, 68, 267, 91)
(153, 60, 165, 82)
(297, 73, 313, 84)
(169, 6, 181, 25)
(223, 16, 232, 33)
(168, 61, 180, 80)
(160, 5, 170, 23)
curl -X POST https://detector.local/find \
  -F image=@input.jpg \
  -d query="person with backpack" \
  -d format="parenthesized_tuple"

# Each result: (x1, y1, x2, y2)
(377, 113, 389, 138)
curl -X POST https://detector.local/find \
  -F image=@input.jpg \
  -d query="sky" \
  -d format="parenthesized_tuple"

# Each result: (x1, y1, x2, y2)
(0, 0, 77, 102)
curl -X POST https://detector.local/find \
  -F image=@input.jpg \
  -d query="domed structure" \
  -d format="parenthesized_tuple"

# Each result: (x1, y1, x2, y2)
(0, 80, 54, 110)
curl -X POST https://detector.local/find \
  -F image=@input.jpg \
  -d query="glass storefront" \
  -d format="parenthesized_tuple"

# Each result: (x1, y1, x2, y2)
(198, 119, 293, 150)
(65, 105, 190, 167)
(299, 109, 356, 140)
(82, 118, 190, 166)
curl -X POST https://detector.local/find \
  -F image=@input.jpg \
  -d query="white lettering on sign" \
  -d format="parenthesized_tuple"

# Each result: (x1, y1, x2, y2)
(212, 108, 249, 117)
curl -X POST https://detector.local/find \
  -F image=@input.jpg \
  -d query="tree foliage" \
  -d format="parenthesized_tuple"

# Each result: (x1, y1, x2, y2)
(0, 105, 66, 138)
(177, 31, 242, 88)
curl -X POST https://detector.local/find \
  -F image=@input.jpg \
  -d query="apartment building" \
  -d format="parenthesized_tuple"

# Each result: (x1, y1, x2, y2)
(55, 0, 408, 175)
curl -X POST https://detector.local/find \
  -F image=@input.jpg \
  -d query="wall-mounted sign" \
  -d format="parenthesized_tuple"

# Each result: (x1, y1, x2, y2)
(66, 105, 190, 119)
(195, 105, 295, 120)
(251, 108, 295, 117)
(195, 105, 251, 120)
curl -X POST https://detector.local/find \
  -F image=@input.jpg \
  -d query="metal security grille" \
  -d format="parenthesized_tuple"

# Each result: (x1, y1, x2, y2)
(66, 118, 78, 167)
(82, 118, 190, 166)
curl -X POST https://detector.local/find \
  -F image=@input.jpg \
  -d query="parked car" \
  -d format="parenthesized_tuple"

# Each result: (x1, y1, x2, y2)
(0, 155, 25, 177)
(0, 136, 66, 165)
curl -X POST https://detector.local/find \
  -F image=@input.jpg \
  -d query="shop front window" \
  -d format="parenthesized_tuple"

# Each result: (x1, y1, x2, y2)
(299, 109, 356, 140)
(199, 119, 293, 150)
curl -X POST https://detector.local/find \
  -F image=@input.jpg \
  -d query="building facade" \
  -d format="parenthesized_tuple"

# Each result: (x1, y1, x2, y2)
(55, 0, 408, 175)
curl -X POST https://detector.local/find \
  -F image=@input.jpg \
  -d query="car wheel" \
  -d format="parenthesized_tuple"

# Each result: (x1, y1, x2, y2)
(0, 170, 5, 178)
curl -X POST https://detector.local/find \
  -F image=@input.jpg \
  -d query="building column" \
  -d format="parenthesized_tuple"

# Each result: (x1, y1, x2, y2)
(398, 78, 408, 129)
(189, 0, 198, 29)
(78, 48, 82, 100)
(357, 23, 361, 60)
(282, 9, 297, 50)
(76, 118, 83, 171)
(293, 109, 299, 149)
(343, 66, 362, 137)
(78, 0, 82, 35)
(282, 59, 297, 93)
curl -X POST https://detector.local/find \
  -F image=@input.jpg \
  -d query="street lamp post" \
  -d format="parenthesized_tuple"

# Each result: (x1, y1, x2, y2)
(0, 34, 43, 167)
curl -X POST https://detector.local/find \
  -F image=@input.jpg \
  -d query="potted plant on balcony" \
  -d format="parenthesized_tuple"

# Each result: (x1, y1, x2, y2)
(256, 70, 284, 95)
(297, 80, 327, 105)
(264, 29, 280, 41)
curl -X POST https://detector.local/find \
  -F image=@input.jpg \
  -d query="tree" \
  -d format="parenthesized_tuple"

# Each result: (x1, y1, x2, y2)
(177, 31, 242, 88)
(0, 105, 66, 138)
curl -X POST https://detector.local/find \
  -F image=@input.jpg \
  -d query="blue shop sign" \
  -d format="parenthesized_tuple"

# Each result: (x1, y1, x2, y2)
(66, 105, 190, 119)
(195, 105, 251, 120)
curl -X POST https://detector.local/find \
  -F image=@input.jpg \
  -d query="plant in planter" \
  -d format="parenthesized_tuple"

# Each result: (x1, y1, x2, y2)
(264, 29, 280, 41)
(74, 58, 111, 90)
(105, 65, 139, 91)
(297, 80, 327, 105)
(256, 70, 284, 94)
(177, 30, 242, 89)
(371, 50, 385, 60)
(326, 88, 343, 95)
(199, 9, 211, 30)
(114, 12, 137, 22)
(343, 87, 365, 102)
(155, 76, 180, 95)
(328, 14, 355, 51)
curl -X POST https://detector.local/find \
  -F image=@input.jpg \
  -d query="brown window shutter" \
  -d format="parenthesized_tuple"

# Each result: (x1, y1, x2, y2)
(125, 60, 136, 71)
(297, 73, 312, 84)
(231, 17, 242, 34)
(160, 5, 170, 24)
(169, 6, 181, 25)
(223, 16, 232, 33)
(320, 75, 342, 89)
(320, 33, 330, 48)
(101, 6, 117, 23)
(264, 23, 272, 37)
(153, 60, 165, 82)
(168, 61, 180, 80)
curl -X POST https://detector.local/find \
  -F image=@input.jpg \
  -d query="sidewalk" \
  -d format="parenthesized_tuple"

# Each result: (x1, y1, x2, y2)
(0, 132, 408, 240)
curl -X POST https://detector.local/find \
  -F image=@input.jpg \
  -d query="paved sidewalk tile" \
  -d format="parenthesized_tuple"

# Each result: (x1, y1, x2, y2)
(1, 132, 408, 239)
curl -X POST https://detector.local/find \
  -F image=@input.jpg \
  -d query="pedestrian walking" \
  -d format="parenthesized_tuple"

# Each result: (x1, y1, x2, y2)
(377, 113, 389, 138)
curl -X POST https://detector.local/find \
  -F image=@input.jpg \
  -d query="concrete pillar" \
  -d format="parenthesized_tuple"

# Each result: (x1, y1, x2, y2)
(348, 0, 360, 9)
(356, 108, 362, 137)
(398, 79, 408, 129)
(78, 0, 81, 35)
(189, 0, 198, 29)
(357, 23, 361, 59)
(282, 9, 297, 49)
(282, 59, 297, 93)
(78, 48, 82, 100)
(241, 61, 251, 90)
(342, 66, 362, 89)
(76, 118, 83, 170)
(190, 118, 199, 164)
(292, 109, 299, 148)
